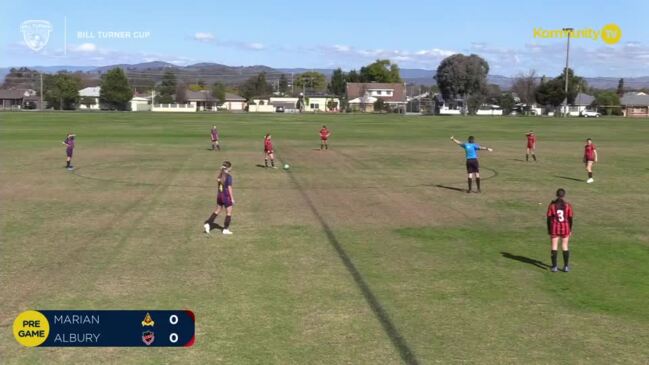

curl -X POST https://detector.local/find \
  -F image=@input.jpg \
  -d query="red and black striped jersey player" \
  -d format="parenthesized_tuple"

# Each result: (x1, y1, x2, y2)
(264, 133, 276, 168)
(546, 188, 574, 272)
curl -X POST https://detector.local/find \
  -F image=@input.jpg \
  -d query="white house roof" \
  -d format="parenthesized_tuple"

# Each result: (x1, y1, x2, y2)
(79, 86, 101, 97)
(348, 95, 377, 104)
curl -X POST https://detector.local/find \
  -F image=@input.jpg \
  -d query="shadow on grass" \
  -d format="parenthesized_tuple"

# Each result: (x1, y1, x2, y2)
(501, 252, 549, 270)
(554, 175, 584, 182)
(255, 164, 268, 168)
(434, 184, 466, 193)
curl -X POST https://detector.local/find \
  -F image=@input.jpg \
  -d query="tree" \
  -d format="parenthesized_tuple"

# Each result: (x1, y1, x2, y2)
(2, 67, 40, 90)
(239, 72, 273, 100)
(556, 68, 587, 105)
(43, 72, 81, 110)
(99, 68, 133, 110)
(616, 78, 625, 96)
(373, 98, 387, 112)
(211, 82, 226, 104)
(346, 70, 361, 83)
(279, 74, 289, 95)
(593, 90, 621, 115)
(359, 59, 402, 83)
(498, 93, 515, 115)
(535, 78, 565, 110)
(511, 70, 538, 107)
(155, 70, 177, 104)
(294, 71, 327, 93)
(328, 68, 346, 97)
(485, 84, 502, 104)
(175, 83, 187, 104)
(435, 54, 489, 107)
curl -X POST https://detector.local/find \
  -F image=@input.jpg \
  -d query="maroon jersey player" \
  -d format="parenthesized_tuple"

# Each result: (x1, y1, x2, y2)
(319, 125, 330, 150)
(546, 188, 574, 272)
(584, 138, 598, 183)
(204, 161, 235, 235)
(525, 130, 537, 162)
(264, 133, 276, 168)
(62, 133, 76, 170)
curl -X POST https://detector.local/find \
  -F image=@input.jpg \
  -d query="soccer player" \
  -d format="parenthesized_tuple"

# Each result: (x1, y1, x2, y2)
(264, 133, 276, 168)
(525, 130, 537, 162)
(62, 133, 76, 170)
(584, 138, 598, 183)
(319, 125, 330, 150)
(450, 135, 493, 193)
(210, 125, 220, 151)
(546, 188, 573, 272)
(203, 161, 235, 235)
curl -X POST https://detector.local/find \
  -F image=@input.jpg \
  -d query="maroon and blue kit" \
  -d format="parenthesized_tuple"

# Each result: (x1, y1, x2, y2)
(217, 174, 233, 207)
(65, 136, 75, 157)
(211, 128, 219, 142)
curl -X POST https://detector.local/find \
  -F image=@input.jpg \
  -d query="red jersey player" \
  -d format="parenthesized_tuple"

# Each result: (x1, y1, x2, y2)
(264, 133, 276, 168)
(525, 130, 536, 162)
(546, 188, 573, 272)
(319, 125, 330, 150)
(583, 138, 598, 183)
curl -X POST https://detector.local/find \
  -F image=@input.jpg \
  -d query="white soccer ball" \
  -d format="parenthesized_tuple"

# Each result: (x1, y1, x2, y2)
(283, 164, 290, 170)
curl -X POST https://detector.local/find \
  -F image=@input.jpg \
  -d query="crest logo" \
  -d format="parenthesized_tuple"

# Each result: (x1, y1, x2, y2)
(141, 312, 155, 326)
(142, 331, 155, 346)
(20, 20, 53, 52)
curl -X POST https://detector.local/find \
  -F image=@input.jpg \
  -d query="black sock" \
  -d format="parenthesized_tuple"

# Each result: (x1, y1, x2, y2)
(526, 154, 529, 161)
(467, 178, 472, 191)
(265, 158, 268, 167)
(217, 145, 220, 151)
(588, 172, 593, 178)
(271, 160, 275, 167)
(551, 250, 558, 267)
(562, 250, 570, 267)
(476, 178, 481, 191)
(205, 212, 217, 224)
(224, 215, 231, 229)
(320, 144, 324, 150)
(66, 160, 70, 167)
(325, 144, 328, 150)
(532, 154, 536, 161)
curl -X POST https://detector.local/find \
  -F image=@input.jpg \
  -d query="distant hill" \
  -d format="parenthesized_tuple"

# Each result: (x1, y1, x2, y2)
(2, 62, 649, 90)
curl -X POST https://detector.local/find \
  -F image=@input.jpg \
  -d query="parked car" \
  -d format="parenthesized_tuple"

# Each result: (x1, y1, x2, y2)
(581, 110, 600, 118)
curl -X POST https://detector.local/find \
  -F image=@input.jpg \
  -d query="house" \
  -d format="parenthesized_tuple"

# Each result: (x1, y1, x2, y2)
(79, 86, 101, 110)
(130, 93, 151, 111)
(303, 94, 340, 112)
(561, 92, 595, 116)
(247, 98, 275, 112)
(620, 91, 649, 118)
(476, 104, 503, 116)
(269, 97, 299, 112)
(0, 88, 40, 110)
(185, 90, 218, 111)
(220, 93, 246, 111)
(346, 82, 406, 112)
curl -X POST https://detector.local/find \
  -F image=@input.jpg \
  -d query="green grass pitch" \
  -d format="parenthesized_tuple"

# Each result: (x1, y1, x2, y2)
(1, 112, 648, 364)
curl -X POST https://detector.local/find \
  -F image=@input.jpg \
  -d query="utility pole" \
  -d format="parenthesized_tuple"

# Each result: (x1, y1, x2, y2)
(39, 73, 43, 111)
(562, 27, 573, 117)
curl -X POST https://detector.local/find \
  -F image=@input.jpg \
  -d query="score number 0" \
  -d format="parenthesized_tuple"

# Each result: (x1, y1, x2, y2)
(169, 314, 179, 343)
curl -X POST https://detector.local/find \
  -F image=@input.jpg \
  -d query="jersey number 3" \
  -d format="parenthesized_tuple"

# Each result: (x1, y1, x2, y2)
(556, 210, 565, 222)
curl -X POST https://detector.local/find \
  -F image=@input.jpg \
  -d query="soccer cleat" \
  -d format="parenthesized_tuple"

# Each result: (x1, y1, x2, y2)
(203, 223, 210, 234)
(551, 266, 559, 272)
(586, 178, 594, 184)
(222, 229, 233, 235)
(563, 265, 570, 272)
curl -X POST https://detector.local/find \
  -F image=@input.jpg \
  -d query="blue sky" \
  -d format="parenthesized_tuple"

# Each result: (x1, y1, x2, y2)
(2, 0, 648, 76)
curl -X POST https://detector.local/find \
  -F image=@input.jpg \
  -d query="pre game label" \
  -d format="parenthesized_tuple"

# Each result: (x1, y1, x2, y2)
(13, 310, 195, 347)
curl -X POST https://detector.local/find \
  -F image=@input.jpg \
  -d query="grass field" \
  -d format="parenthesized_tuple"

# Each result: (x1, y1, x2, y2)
(1, 112, 648, 364)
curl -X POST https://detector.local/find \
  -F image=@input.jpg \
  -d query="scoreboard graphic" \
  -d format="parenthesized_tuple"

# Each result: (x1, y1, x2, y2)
(13, 310, 195, 347)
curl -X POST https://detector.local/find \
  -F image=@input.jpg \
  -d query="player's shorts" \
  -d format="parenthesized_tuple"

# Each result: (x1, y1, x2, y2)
(217, 193, 233, 207)
(584, 157, 594, 163)
(527, 143, 534, 149)
(66, 148, 74, 157)
(264, 149, 273, 154)
(466, 158, 479, 173)
(551, 234, 571, 239)
(211, 139, 218, 143)
(321, 137, 328, 141)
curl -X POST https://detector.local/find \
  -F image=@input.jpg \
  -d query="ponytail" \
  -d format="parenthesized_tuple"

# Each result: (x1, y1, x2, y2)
(554, 188, 566, 210)
(218, 161, 232, 182)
